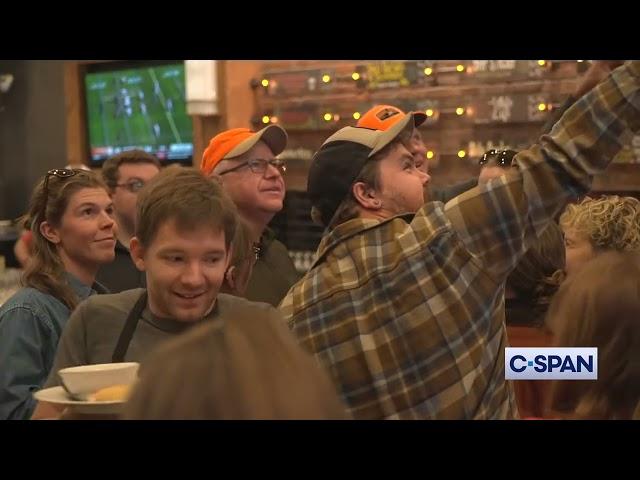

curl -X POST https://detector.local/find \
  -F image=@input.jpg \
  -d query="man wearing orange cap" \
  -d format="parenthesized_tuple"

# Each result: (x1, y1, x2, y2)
(357, 105, 475, 202)
(201, 125, 299, 307)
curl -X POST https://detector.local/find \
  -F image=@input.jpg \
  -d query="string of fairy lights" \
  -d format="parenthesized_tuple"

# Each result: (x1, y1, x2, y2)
(254, 60, 586, 160)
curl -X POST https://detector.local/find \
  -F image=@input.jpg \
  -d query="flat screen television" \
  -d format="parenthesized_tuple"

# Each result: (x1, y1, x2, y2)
(84, 60, 193, 165)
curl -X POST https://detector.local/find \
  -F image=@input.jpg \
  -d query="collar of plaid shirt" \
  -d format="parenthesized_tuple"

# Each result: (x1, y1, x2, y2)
(312, 213, 415, 269)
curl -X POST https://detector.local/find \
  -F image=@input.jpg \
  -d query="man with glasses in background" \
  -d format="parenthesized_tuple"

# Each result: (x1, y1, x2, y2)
(201, 126, 299, 306)
(97, 150, 161, 292)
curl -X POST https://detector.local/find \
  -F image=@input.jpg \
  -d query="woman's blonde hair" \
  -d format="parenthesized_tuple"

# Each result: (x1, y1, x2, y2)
(559, 195, 640, 252)
(546, 250, 640, 419)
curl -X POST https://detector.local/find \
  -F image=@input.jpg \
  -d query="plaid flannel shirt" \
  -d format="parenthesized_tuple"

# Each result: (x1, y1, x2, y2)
(279, 61, 640, 420)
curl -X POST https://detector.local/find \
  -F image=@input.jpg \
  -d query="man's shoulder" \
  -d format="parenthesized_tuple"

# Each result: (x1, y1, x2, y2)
(217, 293, 279, 316)
(268, 237, 289, 251)
(264, 237, 294, 261)
(0, 287, 57, 311)
(284, 206, 459, 312)
(0, 287, 67, 321)
(79, 288, 145, 318)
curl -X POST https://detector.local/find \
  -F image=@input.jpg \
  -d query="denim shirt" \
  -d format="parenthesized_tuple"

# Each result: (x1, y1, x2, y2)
(0, 274, 105, 420)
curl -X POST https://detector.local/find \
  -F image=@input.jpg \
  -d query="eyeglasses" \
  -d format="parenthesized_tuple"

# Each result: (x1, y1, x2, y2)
(40, 169, 81, 220)
(217, 158, 287, 176)
(115, 179, 146, 193)
(478, 149, 517, 167)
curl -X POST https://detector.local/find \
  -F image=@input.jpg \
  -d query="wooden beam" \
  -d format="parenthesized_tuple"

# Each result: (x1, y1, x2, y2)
(64, 61, 88, 167)
(222, 61, 262, 129)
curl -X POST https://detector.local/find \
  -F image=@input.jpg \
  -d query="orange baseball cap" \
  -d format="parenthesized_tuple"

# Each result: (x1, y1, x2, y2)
(201, 125, 288, 176)
(356, 104, 427, 131)
(309, 113, 416, 227)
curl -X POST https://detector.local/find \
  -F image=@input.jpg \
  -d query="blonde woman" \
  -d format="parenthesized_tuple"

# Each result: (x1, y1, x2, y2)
(560, 195, 640, 278)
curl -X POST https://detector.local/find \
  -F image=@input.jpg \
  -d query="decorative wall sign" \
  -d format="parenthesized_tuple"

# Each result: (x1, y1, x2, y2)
(470, 93, 551, 124)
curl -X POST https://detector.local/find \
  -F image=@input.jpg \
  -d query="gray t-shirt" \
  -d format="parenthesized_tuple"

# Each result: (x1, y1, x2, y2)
(44, 289, 279, 388)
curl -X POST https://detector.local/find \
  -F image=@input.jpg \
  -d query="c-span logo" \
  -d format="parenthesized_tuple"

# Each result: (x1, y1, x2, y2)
(505, 348, 597, 380)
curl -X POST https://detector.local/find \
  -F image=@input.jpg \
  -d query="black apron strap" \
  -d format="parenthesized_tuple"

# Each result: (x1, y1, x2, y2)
(112, 290, 147, 363)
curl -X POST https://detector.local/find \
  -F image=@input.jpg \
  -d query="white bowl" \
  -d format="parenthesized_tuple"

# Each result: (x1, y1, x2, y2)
(58, 362, 139, 396)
